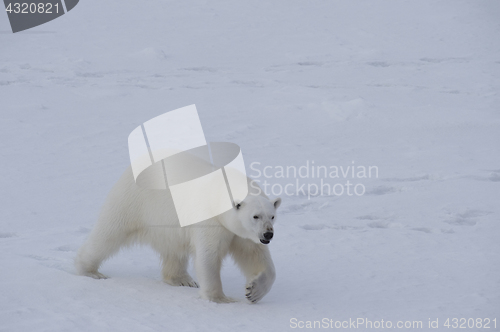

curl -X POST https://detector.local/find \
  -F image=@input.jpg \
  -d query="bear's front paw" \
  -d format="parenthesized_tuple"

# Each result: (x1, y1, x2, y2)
(245, 270, 275, 304)
(245, 281, 261, 303)
(246, 274, 271, 304)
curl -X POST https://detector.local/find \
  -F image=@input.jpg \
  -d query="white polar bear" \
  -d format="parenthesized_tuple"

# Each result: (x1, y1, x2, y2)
(75, 166, 281, 304)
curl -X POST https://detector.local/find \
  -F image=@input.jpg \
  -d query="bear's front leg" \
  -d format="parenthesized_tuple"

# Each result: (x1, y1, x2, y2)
(245, 266, 276, 304)
(230, 237, 276, 304)
(194, 235, 236, 303)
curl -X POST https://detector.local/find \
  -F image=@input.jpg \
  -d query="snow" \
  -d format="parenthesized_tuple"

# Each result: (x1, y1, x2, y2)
(1, 0, 499, 331)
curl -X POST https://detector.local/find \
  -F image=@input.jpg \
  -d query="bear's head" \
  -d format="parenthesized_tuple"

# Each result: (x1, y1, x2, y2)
(223, 194, 281, 245)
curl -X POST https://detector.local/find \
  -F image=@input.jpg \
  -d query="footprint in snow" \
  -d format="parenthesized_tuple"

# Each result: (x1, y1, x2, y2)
(367, 221, 402, 229)
(356, 215, 379, 220)
(443, 209, 491, 226)
(365, 185, 398, 195)
(420, 57, 470, 64)
(54, 244, 77, 252)
(381, 174, 430, 182)
(411, 227, 432, 233)
(25, 254, 72, 273)
(488, 172, 500, 182)
(296, 61, 324, 67)
(367, 61, 390, 67)
(301, 224, 327, 231)
(467, 170, 500, 182)
(301, 224, 362, 231)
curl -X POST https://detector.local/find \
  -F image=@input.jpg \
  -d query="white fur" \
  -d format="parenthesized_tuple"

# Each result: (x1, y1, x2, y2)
(75, 166, 281, 304)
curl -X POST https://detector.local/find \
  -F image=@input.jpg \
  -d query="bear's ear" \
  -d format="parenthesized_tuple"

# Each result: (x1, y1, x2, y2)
(272, 197, 282, 209)
(234, 201, 243, 210)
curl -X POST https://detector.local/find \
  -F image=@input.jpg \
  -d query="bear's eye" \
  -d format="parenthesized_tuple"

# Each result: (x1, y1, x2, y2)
(253, 215, 259, 219)
(272, 216, 274, 219)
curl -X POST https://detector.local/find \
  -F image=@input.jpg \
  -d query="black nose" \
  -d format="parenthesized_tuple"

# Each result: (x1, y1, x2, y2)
(263, 232, 273, 240)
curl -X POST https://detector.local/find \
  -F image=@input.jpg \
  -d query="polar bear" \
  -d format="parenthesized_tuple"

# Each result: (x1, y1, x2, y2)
(75, 166, 281, 304)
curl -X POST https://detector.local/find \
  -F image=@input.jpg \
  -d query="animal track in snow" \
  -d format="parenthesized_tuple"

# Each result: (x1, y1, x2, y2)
(463, 169, 500, 182)
(182, 67, 217, 73)
(411, 227, 456, 234)
(443, 209, 491, 226)
(296, 61, 324, 67)
(366, 61, 390, 67)
(281, 200, 316, 214)
(230, 80, 264, 88)
(365, 185, 398, 195)
(0, 232, 17, 238)
(356, 213, 395, 223)
(488, 171, 500, 182)
(411, 227, 432, 233)
(54, 244, 77, 252)
(381, 174, 430, 182)
(419, 57, 470, 64)
(300, 224, 362, 231)
(74, 72, 104, 78)
(25, 254, 71, 273)
(356, 215, 379, 220)
(301, 224, 327, 231)
(366, 221, 402, 230)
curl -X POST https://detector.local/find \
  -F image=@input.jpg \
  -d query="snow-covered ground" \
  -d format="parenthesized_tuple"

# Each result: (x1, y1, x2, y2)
(1, 1, 499, 331)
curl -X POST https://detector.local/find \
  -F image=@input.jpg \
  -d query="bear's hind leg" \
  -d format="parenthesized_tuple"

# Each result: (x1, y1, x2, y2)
(75, 226, 131, 279)
(161, 253, 199, 288)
